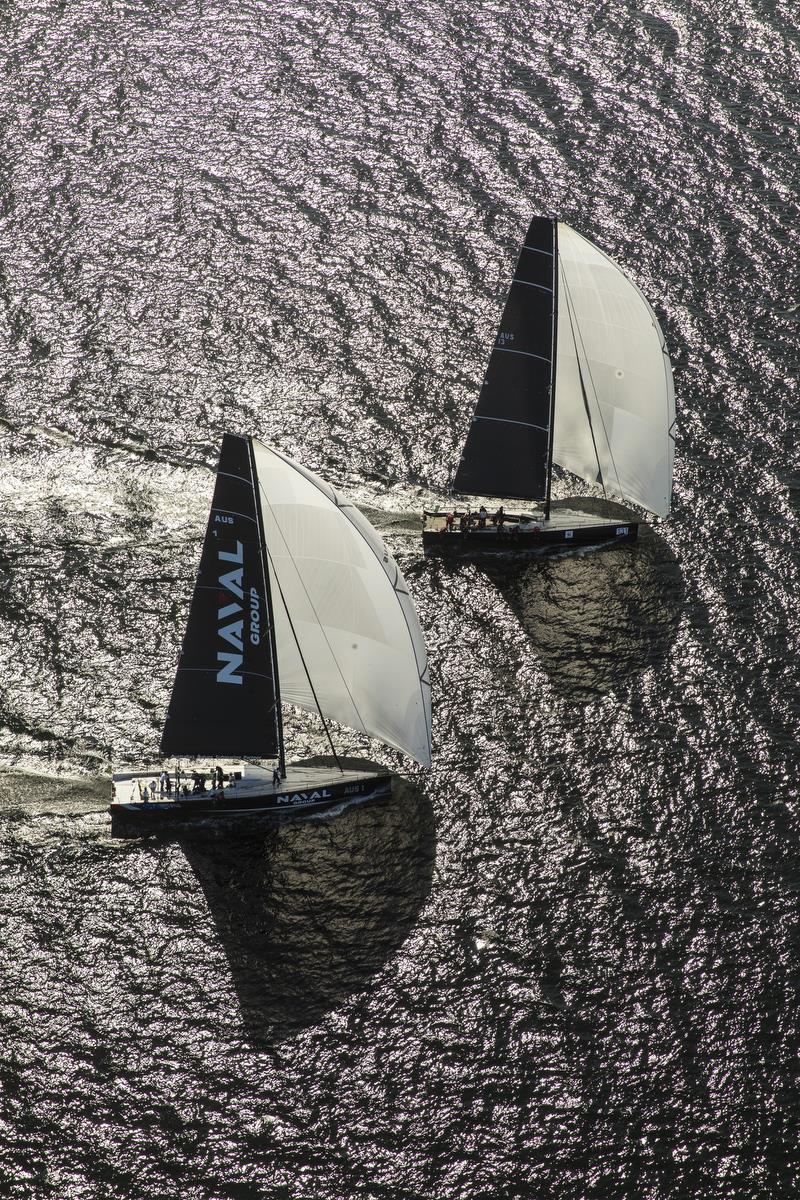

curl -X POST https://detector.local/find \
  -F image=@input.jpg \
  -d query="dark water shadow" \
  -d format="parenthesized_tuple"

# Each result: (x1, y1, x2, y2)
(178, 757, 436, 1047)
(481, 499, 685, 703)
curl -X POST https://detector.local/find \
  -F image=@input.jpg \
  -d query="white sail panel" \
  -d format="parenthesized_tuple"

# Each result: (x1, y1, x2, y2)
(553, 222, 675, 517)
(252, 442, 432, 767)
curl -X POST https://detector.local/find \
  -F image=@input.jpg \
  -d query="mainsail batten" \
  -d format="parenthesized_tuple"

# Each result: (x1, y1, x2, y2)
(159, 434, 281, 759)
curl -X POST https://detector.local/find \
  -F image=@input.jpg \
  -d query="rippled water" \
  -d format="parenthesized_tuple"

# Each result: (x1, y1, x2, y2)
(1, 1, 799, 1196)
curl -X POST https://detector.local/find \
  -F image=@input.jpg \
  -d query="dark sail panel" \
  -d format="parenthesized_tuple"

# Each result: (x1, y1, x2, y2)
(160, 434, 281, 758)
(453, 217, 556, 500)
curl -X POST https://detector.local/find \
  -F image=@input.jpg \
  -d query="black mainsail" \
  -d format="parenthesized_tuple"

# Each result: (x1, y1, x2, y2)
(160, 434, 282, 759)
(453, 217, 557, 503)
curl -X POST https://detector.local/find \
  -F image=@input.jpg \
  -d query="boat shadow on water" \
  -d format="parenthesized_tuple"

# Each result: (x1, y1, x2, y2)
(175, 758, 435, 1047)
(480, 499, 685, 704)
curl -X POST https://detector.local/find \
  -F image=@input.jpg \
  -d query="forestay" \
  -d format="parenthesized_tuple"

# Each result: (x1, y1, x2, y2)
(252, 442, 432, 768)
(553, 222, 675, 518)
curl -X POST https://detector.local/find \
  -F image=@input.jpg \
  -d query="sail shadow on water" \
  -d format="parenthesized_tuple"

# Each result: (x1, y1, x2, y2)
(178, 765, 435, 1047)
(481, 498, 684, 704)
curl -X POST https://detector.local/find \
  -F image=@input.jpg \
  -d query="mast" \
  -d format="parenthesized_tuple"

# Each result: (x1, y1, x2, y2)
(248, 438, 286, 779)
(543, 219, 559, 521)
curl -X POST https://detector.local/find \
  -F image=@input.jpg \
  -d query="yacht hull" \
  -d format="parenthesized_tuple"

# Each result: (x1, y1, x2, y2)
(109, 768, 392, 832)
(422, 517, 638, 556)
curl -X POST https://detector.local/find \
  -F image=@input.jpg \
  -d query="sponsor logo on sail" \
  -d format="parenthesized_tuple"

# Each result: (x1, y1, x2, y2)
(248, 587, 261, 646)
(217, 541, 245, 684)
(215, 539, 263, 684)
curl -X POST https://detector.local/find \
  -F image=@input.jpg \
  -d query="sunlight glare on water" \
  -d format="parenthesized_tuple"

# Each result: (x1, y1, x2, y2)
(0, 0, 799, 1196)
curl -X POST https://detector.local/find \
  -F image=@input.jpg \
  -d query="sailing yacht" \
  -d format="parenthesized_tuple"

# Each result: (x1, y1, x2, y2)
(110, 435, 432, 828)
(423, 217, 675, 554)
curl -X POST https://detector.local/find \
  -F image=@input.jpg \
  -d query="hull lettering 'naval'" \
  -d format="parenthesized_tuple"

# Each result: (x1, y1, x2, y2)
(217, 540, 245, 684)
(276, 789, 333, 806)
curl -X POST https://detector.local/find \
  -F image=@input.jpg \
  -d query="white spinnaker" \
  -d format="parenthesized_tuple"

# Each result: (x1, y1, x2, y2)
(252, 441, 432, 768)
(552, 222, 675, 518)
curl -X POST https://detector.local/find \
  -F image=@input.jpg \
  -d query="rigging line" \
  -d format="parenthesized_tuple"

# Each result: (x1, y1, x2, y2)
(262, 444, 432, 755)
(543, 218, 559, 520)
(263, 541, 342, 772)
(248, 439, 285, 772)
(255, 474, 368, 764)
(559, 260, 624, 503)
(635, 291, 673, 446)
(560, 267, 606, 500)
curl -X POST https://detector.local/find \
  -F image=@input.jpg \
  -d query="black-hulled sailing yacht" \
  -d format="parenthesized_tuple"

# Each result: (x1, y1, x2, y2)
(423, 217, 675, 554)
(110, 435, 432, 829)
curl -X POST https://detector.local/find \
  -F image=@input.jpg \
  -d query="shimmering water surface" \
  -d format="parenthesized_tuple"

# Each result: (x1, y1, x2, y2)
(1, 1, 799, 1196)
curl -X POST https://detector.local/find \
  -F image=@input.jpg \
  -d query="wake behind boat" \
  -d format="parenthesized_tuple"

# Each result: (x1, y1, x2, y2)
(423, 217, 675, 556)
(110, 435, 432, 831)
